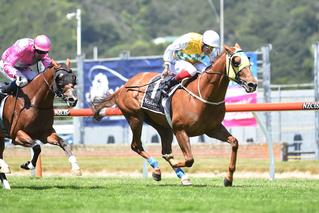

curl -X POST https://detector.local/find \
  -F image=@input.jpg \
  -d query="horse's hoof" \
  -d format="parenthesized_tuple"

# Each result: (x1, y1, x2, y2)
(93, 113, 103, 122)
(152, 168, 161, 181)
(20, 161, 32, 170)
(72, 168, 82, 176)
(0, 166, 11, 174)
(20, 161, 35, 171)
(224, 178, 233, 187)
(1, 179, 11, 190)
(181, 175, 192, 186)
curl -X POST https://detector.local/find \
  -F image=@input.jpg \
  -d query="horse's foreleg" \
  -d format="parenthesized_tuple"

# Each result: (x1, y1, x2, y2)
(128, 116, 161, 181)
(206, 124, 238, 187)
(46, 133, 82, 176)
(155, 126, 191, 185)
(20, 142, 42, 170)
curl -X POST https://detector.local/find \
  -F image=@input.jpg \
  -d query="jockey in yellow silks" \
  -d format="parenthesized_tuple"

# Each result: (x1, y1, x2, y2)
(161, 30, 220, 95)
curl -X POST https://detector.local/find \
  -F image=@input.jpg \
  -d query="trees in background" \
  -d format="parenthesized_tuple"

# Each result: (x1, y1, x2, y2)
(0, 0, 317, 84)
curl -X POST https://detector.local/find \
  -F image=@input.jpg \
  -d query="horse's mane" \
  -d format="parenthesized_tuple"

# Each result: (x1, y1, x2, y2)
(214, 47, 231, 63)
(36, 62, 70, 77)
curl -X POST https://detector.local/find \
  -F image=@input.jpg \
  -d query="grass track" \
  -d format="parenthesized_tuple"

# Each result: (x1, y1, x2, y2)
(1, 177, 319, 213)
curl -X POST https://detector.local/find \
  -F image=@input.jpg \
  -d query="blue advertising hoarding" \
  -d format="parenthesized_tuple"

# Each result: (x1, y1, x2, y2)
(82, 53, 257, 127)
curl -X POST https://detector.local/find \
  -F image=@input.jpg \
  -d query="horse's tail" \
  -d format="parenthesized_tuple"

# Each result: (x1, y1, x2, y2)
(91, 89, 120, 121)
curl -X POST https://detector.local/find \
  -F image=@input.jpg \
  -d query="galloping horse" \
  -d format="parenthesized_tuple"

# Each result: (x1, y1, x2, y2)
(92, 44, 257, 186)
(0, 59, 80, 189)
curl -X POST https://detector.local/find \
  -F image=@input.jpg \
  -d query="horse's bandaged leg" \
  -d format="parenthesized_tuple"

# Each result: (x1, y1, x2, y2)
(180, 174, 192, 186)
(0, 159, 10, 174)
(174, 168, 186, 179)
(27, 162, 35, 170)
(68, 155, 80, 170)
(147, 157, 159, 169)
(0, 173, 11, 190)
(148, 158, 161, 181)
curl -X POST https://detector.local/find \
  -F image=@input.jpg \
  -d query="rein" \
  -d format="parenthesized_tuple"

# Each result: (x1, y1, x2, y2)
(180, 50, 247, 105)
(29, 67, 64, 109)
(181, 70, 225, 105)
(179, 63, 226, 105)
(41, 72, 55, 94)
(8, 87, 20, 133)
(125, 77, 161, 89)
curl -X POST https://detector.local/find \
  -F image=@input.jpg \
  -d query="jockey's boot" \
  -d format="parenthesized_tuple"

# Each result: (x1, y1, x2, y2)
(161, 76, 179, 97)
(0, 81, 17, 95)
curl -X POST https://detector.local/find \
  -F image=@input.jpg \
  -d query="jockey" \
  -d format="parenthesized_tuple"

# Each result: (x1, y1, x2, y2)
(161, 30, 220, 95)
(0, 35, 52, 94)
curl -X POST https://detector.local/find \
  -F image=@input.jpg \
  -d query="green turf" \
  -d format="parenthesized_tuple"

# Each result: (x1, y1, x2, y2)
(1, 177, 318, 213)
(6, 155, 319, 174)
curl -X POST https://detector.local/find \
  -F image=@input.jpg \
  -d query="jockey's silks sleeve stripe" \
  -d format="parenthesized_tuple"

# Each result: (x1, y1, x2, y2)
(175, 51, 207, 64)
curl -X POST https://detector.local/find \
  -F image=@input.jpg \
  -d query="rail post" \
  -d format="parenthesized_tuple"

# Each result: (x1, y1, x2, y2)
(314, 42, 319, 160)
(74, 55, 85, 145)
(261, 44, 272, 138)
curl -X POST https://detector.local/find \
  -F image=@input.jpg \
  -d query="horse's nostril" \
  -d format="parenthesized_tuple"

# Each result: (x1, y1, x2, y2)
(248, 82, 257, 89)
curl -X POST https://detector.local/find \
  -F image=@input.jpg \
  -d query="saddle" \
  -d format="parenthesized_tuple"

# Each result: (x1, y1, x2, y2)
(0, 82, 17, 96)
(141, 74, 198, 114)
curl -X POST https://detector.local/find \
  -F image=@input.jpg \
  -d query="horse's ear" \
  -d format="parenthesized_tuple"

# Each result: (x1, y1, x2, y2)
(224, 45, 231, 54)
(234, 43, 241, 49)
(51, 59, 59, 68)
(66, 58, 71, 68)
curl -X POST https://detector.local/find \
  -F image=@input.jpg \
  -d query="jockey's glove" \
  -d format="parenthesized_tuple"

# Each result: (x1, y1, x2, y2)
(15, 75, 28, 87)
(161, 62, 171, 79)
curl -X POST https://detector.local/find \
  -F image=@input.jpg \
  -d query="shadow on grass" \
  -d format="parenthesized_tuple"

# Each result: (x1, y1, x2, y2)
(12, 185, 108, 190)
(145, 183, 224, 188)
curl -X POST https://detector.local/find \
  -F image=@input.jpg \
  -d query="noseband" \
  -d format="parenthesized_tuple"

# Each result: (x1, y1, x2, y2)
(42, 66, 77, 97)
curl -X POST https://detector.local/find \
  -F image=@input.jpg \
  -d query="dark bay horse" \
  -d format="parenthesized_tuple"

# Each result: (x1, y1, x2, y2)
(0, 59, 80, 189)
(92, 44, 257, 186)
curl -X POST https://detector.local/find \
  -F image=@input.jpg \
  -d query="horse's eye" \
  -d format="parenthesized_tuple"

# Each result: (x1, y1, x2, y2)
(232, 56, 241, 67)
(72, 75, 77, 84)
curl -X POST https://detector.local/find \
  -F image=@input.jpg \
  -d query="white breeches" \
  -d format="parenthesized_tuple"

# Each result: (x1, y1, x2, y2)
(169, 60, 207, 77)
(0, 60, 36, 82)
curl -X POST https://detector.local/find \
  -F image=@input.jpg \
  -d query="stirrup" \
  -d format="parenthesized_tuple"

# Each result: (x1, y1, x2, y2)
(161, 89, 169, 97)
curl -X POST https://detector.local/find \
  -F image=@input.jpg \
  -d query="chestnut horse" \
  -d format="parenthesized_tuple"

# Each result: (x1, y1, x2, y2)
(92, 44, 257, 186)
(0, 59, 80, 189)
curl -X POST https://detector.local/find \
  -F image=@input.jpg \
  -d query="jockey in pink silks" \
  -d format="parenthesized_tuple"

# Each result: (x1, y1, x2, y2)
(0, 35, 52, 94)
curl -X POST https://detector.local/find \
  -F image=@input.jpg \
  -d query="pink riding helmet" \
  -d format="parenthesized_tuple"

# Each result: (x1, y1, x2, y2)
(34, 35, 52, 52)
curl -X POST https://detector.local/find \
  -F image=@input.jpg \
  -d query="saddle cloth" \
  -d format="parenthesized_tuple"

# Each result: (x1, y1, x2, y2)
(141, 75, 165, 114)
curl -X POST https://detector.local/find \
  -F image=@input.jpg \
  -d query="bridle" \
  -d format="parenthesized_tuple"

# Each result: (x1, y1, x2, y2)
(181, 49, 251, 105)
(42, 66, 77, 99)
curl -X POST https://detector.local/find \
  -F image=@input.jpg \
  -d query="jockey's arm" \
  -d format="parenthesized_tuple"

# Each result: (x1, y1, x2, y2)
(41, 54, 52, 69)
(162, 36, 188, 77)
(2, 52, 21, 79)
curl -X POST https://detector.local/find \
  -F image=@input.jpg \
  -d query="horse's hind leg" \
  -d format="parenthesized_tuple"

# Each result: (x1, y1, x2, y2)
(45, 132, 82, 176)
(206, 124, 238, 187)
(0, 137, 10, 174)
(153, 126, 191, 185)
(0, 138, 11, 189)
(127, 115, 161, 181)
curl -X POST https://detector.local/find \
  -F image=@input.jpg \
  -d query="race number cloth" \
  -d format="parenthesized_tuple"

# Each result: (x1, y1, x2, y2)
(141, 75, 165, 114)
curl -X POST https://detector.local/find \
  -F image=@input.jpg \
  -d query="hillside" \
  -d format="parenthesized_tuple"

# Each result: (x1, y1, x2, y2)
(0, 0, 318, 84)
